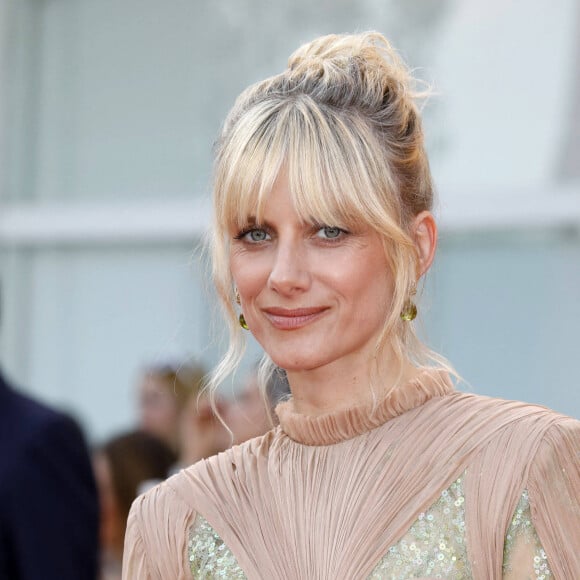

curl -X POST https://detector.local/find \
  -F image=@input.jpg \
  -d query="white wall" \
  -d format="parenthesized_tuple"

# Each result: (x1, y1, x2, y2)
(1, 0, 578, 441)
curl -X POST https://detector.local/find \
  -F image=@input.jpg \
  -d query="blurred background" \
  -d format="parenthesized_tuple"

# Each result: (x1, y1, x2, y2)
(0, 0, 579, 442)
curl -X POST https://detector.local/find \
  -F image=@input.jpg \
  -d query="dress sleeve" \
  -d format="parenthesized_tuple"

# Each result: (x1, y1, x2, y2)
(123, 496, 153, 579)
(502, 490, 551, 579)
(521, 418, 580, 578)
(122, 479, 198, 580)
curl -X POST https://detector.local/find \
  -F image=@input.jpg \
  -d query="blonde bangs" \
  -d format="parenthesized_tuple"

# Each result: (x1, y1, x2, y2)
(214, 100, 288, 235)
(215, 96, 411, 250)
(285, 100, 408, 245)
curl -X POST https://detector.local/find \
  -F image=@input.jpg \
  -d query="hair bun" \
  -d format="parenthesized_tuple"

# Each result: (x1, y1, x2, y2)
(287, 32, 416, 96)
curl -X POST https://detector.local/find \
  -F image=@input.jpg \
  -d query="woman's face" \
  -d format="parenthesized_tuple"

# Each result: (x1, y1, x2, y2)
(138, 375, 180, 450)
(230, 174, 394, 376)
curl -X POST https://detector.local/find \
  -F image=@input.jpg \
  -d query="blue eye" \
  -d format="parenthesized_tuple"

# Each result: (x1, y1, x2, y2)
(317, 226, 343, 239)
(248, 229, 268, 242)
(235, 228, 270, 242)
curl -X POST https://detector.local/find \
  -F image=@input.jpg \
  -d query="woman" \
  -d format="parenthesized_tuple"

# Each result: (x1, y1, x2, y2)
(137, 362, 206, 455)
(123, 32, 579, 579)
(94, 430, 175, 579)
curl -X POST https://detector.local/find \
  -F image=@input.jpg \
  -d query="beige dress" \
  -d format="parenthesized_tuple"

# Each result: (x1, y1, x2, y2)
(123, 373, 580, 579)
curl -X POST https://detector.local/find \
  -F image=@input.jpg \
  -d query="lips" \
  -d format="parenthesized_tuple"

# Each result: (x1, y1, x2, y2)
(262, 306, 329, 330)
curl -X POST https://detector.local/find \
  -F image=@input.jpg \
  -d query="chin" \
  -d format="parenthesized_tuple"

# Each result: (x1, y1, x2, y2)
(268, 352, 328, 373)
(257, 332, 335, 371)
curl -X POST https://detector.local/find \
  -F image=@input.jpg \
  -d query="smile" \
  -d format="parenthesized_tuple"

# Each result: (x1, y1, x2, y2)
(262, 307, 329, 330)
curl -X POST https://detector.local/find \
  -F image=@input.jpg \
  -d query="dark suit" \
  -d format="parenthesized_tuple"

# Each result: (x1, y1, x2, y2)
(0, 371, 99, 579)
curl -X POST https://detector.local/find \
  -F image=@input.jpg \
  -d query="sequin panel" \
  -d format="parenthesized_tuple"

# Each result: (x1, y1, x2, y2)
(187, 480, 550, 579)
(188, 514, 246, 579)
(369, 475, 471, 579)
(503, 490, 552, 578)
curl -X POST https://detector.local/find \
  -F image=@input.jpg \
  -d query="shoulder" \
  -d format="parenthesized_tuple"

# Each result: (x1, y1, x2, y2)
(528, 412, 580, 469)
(0, 379, 98, 578)
(452, 393, 579, 479)
(125, 475, 199, 578)
(124, 433, 279, 579)
(127, 428, 278, 535)
(129, 475, 194, 530)
(447, 390, 576, 431)
(428, 391, 578, 466)
(0, 375, 83, 447)
(0, 390, 95, 499)
(177, 428, 280, 489)
(133, 430, 280, 525)
(0, 379, 63, 431)
(0, 382, 89, 485)
(524, 413, 580, 574)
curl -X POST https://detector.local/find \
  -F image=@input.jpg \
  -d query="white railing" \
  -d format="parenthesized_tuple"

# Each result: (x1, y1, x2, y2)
(0, 183, 579, 246)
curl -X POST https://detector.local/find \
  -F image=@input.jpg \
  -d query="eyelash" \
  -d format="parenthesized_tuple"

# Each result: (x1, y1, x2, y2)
(233, 227, 270, 242)
(314, 226, 347, 240)
(233, 225, 349, 243)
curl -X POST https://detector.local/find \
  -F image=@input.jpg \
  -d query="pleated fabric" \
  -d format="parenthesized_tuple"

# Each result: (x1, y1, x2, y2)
(123, 373, 579, 579)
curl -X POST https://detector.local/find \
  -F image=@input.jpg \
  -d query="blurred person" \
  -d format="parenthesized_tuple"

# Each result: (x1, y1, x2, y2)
(124, 31, 580, 578)
(93, 430, 175, 580)
(0, 368, 99, 579)
(137, 361, 228, 470)
(176, 385, 229, 469)
(137, 361, 205, 455)
(226, 367, 290, 445)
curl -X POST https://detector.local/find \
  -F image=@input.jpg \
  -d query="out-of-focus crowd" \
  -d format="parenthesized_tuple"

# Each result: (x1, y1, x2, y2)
(0, 361, 289, 580)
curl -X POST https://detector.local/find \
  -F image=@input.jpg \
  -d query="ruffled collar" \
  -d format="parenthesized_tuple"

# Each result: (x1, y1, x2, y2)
(275, 370, 454, 446)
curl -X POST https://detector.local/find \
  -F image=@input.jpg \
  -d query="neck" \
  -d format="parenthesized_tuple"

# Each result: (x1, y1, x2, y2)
(286, 350, 416, 417)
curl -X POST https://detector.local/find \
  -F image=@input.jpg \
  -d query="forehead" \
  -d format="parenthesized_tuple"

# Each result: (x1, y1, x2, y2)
(226, 162, 374, 234)
(243, 172, 300, 222)
(216, 99, 390, 231)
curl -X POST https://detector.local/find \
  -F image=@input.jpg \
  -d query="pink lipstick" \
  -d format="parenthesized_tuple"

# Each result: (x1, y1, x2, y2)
(262, 307, 329, 330)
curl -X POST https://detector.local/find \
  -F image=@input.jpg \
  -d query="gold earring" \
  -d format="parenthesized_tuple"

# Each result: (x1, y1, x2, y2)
(235, 290, 241, 305)
(400, 284, 418, 322)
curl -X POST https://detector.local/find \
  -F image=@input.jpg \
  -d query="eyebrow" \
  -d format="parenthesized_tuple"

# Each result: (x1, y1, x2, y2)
(236, 216, 265, 229)
(233, 216, 271, 232)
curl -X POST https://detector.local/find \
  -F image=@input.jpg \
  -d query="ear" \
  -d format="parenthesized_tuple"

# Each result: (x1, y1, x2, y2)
(411, 211, 438, 278)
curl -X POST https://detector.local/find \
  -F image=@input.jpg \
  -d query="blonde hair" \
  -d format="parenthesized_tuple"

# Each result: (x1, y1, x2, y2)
(208, 31, 454, 402)
(143, 362, 206, 407)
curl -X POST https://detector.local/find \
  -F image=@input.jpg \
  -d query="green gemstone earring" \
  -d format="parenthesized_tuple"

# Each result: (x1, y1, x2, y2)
(400, 299, 418, 322)
(234, 289, 248, 329)
(400, 284, 418, 322)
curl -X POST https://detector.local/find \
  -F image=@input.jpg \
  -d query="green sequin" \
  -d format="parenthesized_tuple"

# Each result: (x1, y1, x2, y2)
(187, 479, 551, 579)
(188, 516, 245, 579)
(369, 475, 470, 579)
(503, 490, 552, 578)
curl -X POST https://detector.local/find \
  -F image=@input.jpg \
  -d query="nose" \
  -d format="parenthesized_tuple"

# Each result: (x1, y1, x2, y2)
(268, 238, 311, 295)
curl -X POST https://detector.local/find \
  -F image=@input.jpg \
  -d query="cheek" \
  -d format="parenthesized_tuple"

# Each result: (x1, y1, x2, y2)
(342, 259, 393, 313)
(230, 253, 271, 299)
(325, 249, 390, 293)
